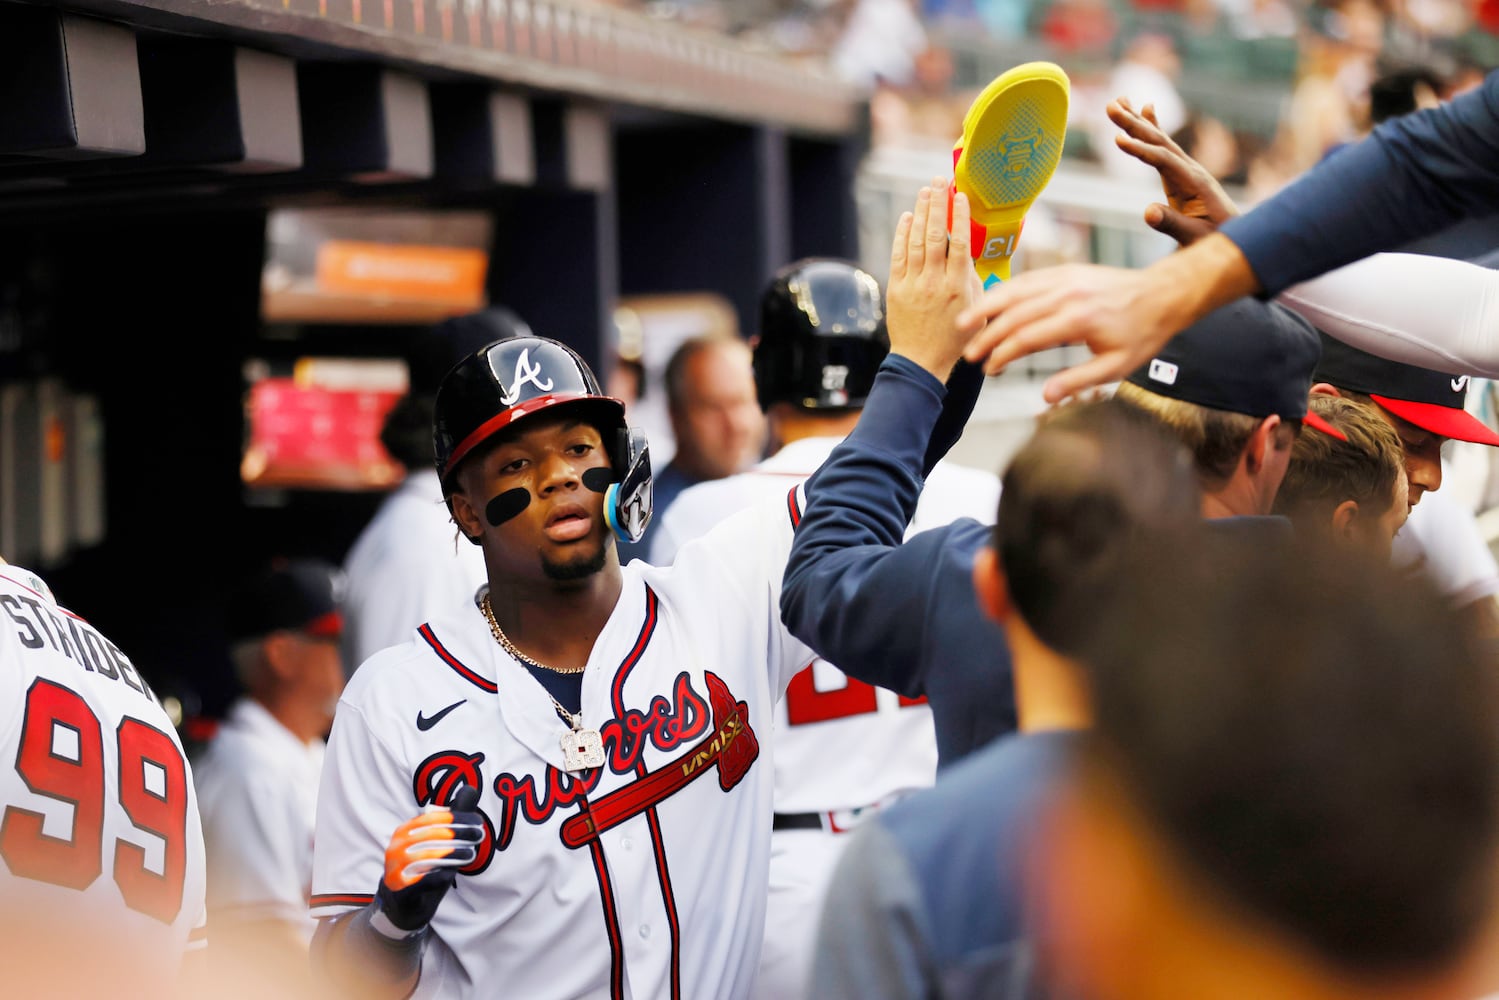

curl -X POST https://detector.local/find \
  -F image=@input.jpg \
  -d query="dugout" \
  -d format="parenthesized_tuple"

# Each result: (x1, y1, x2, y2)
(0, 0, 865, 714)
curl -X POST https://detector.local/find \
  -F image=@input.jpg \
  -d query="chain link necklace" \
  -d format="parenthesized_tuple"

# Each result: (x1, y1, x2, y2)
(480, 593, 604, 772)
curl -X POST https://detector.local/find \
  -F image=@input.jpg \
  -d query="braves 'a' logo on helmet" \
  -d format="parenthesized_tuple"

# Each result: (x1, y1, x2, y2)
(497, 348, 556, 406)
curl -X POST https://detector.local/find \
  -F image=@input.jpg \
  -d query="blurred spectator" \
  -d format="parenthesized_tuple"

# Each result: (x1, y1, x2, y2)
(341, 309, 518, 667)
(1271, 394, 1409, 560)
(1170, 113, 1243, 181)
(1278, 0, 1384, 175)
(1040, 0, 1119, 56)
(1092, 33, 1187, 180)
(871, 43, 967, 146)
(1033, 546, 1499, 1000)
(831, 0, 931, 88)
(194, 559, 346, 991)
(1220, 0, 1299, 38)
(618, 334, 765, 560)
(1370, 64, 1447, 122)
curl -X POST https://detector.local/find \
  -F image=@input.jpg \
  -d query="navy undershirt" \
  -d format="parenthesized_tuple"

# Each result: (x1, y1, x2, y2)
(525, 664, 584, 716)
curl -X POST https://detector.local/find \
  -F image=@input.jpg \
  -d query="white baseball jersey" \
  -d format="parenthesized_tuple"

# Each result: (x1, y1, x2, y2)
(195, 697, 324, 939)
(343, 469, 489, 668)
(1393, 488, 1499, 606)
(312, 491, 814, 999)
(0, 565, 208, 978)
(650, 437, 999, 999)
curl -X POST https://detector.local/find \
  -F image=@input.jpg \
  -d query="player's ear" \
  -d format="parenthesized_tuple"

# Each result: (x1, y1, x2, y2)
(1330, 498, 1360, 541)
(449, 488, 485, 545)
(1244, 414, 1280, 474)
(261, 631, 300, 681)
(1309, 382, 1341, 399)
(972, 545, 1012, 624)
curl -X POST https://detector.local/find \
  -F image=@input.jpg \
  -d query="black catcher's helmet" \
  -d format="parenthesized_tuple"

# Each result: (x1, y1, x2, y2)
(754, 259, 889, 411)
(433, 336, 652, 543)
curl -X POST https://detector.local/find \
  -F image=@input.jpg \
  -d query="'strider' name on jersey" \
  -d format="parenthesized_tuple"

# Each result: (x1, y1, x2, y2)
(1, 592, 158, 703)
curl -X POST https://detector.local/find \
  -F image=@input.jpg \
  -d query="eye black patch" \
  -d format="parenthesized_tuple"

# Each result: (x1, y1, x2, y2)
(485, 488, 532, 527)
(581, 468, 615, 494)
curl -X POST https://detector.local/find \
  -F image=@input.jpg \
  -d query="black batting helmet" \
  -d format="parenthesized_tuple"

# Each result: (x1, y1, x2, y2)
(433, 336, 652, 543)
(754, 258, 889, 411)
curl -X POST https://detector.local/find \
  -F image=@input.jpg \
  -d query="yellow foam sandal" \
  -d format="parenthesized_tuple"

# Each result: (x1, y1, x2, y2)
(951, 62, 1069, 288)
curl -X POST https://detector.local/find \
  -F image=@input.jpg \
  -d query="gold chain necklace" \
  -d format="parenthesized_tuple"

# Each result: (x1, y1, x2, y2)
(480, 593, 587, 674)
(479, 592, 603, 773)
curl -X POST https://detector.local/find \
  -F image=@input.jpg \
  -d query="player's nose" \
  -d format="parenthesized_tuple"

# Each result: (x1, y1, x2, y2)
(537, 450, 580, 495)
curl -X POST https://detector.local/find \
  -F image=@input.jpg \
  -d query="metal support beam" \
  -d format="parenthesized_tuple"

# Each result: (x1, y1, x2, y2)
(296, 64, 432, 181)
(0, 10, 144, 159)
(137, 39, 302, 171)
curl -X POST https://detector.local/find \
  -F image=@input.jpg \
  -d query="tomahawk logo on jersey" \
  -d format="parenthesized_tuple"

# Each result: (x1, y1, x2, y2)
(312, 490, 813, 999)
(0, 567, 208, 981)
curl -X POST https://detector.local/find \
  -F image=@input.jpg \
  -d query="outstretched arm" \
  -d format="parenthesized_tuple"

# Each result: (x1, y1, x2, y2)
(1108, 97, 1499, 377)
(960, 70, 1499, 402)
(1280, 253, 1499, 376)
(783, 180, 986, 695)
(1222, 69, 1499, 295)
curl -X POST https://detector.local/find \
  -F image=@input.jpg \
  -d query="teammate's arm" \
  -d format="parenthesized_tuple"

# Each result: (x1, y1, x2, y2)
(783, 185, 989, 694)
(960, 70, 1499, 401)
(1112, 95, 1499, 378)
(313, 784, 482, 997)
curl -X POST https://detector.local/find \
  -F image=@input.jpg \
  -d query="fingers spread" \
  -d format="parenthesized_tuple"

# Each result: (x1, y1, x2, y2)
(908, 187, 932, 270)
(890, 211, 913, 280)
(925, 178, 951, 255)
(947, 192, 972, 277)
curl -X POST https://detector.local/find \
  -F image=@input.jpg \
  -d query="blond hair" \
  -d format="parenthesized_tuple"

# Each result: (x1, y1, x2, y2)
(1114, 381, 1296, 489)
(1273, 395, 1404, 521)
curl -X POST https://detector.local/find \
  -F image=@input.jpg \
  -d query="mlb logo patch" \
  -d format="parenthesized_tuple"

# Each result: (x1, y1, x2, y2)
(1148, 359, 1179, 386)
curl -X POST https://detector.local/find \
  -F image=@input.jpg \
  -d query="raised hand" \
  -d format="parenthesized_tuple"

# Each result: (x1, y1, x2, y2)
(886, 178, 983, 382)
(1109, 97, 1240, 247)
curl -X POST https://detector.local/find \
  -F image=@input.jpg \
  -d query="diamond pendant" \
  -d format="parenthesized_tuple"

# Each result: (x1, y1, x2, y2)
(560, 725, 605, 773)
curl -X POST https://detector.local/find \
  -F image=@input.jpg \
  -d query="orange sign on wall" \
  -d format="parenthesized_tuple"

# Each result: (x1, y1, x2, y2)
(314, 240, 488, 309)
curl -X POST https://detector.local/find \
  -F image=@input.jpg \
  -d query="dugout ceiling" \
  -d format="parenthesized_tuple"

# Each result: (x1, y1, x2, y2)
(0, 0, 867, 707)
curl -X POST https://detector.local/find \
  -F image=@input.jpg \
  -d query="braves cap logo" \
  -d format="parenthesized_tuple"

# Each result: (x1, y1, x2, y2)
(498, 348, 556, 406)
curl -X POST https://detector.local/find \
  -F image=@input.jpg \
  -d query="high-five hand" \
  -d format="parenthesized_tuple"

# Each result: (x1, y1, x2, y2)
(887, 178, 983, 382)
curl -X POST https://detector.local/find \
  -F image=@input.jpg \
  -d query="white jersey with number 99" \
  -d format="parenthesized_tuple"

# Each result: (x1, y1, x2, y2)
(0, 566, 207, 987)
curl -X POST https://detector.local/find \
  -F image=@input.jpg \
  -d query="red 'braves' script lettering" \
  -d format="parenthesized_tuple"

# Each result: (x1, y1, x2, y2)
(599, 671, 708, 774)
(493, 766, 601, 850)
(483, 672, 748, 850)
(413, 750, 497, 874)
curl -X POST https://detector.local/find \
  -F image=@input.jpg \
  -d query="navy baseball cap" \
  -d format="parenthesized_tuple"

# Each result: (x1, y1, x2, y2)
(228, 559, 345, 642)
(1126, 299, 1345, 439)
(1313, 334, 1499, 446)
(407, 307, 534, 397)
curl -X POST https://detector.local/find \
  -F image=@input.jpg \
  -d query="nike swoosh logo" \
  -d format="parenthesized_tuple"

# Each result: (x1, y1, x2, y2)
(417, 700, 467, 731)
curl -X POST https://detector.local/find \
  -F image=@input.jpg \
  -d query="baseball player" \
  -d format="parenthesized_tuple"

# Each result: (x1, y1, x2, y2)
(194, 559, 346, 980)
(309, 331, 820, 998)
(0, 558, 208, 992)
(650, 258, 999, 1000)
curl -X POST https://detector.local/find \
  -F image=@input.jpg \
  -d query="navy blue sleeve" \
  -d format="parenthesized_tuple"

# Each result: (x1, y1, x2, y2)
(782, 355, 955, 697)
(1221, 69, 1499, 295)
(925, 360, 985, 476)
